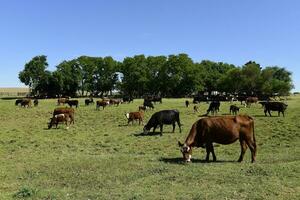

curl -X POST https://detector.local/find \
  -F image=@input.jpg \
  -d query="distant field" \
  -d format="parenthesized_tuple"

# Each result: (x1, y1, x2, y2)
(0, 97, 299, 199)
(0, 87, 29, 97)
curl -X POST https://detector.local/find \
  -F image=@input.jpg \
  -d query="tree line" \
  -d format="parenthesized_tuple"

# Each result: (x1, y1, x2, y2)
(19, 54, 293, 98)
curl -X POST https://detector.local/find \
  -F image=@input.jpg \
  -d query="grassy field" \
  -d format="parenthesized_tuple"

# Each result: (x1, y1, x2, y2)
(0, 87, 29, 97)
(0, 97, 299, 199)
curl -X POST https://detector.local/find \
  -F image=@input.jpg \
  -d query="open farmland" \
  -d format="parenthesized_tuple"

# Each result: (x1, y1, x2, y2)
(0, 97, 299, 199)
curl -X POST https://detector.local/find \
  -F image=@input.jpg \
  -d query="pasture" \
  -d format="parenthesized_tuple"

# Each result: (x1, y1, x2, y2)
(0, 97, 299, 199)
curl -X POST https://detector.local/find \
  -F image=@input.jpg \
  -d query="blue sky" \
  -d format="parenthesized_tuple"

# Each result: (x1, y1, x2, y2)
(0, 0, 299, 91)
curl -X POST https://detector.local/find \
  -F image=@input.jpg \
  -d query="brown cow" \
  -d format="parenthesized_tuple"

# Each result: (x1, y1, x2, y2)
(246, 97, 258, 108)
(110, 99, 122, 106)
(48, 113, 71, 129)
(57, 98, 69, 105)
(125, 111, 144, 125)
(96, 100, 109, 110)
(53, 107, 75, 124)
(178, 115, 256, 163)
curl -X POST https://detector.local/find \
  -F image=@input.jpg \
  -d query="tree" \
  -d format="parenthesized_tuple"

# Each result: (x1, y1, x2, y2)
(76, 56, 97, 96)
(218, 67, 243, 93)
(240, 61, 262, 95)
(55, 60, 82, 97)
(120, 55, 148, 97)
(93, 57, 118, 96)
(261, 66, 293, 96)
(19, 55, 49, 95)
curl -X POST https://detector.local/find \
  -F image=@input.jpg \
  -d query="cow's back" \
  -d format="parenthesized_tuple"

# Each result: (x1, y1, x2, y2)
(194, 115, 253, 145)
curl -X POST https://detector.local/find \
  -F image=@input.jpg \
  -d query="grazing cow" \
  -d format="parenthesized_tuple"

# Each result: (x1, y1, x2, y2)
(143, 110, 182, 135)
(123, 96, 133, 103)
(258, 101, 267, 108)
(85, 98, 94, 106)
(138, 105, 146, 111)
(264, 102, 288, 117)
(21, 99, 32, 108)
(236, 96, 247, 105)
(96, 100, 109, 110)
(152, 96, 162, 104)
(143, 100, 154, 110)
(193, 105, 199, 113)
(33, 99, 39, 107)
(48, 113, 71, 129)
(178, 115, 256, 163)
(57, 98, 69, 105)
(125, 111, 144, 125)
(206, 101, 220, 115)
(110, 99, 122, 106)
(229, 105, 240, 115)
(66, 100, 79, 108)
(246, 97, 258, 108)
(53, 107, 75, 124)
(15, 99, 23, 106)
(185, 100, 190, 108)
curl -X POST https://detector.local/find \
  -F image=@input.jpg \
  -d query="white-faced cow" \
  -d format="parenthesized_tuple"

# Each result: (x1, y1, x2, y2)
(48, 113, 71, 129)
(143, 110, 182, 135)
(125, 111, 144, 125)
(178, 115, 256, 163)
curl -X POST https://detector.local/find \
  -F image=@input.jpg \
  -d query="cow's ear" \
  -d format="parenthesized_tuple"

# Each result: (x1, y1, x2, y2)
(178, 141, 183, 147)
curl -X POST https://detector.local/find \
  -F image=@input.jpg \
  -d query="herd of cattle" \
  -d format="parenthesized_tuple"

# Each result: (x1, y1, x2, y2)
(14, 95, 288, 163)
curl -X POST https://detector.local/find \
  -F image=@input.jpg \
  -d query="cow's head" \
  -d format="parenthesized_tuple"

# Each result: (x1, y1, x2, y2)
(48, 117, 54, 129)
(143, 125, 150, 134)
(178, 141, 192, 162)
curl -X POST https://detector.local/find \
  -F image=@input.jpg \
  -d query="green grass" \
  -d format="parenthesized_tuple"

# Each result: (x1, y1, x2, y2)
(0, 97, 299, 199)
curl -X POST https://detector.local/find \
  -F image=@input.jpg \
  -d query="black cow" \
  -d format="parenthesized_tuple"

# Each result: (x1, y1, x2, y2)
(264, 102, 288, 117)
(33, 99, 39, 107)
(143, 100, 154, 110)
(207, 101, 220, 115)
(229, 105, 240, 115)
(85, 98, 94, 106)
(15, 99, 23, 106)
(143, 110, 182, 135)
(67, 100, 79, 108)
(258, 101, 267, 108)
(152, 96, 162, 104)
(123, 96, 133, 103)
(185, 100, 190, 108)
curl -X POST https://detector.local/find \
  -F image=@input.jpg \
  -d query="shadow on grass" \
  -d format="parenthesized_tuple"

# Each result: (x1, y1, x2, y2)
(252, 114, 269, 117)
(159, 157, 237, 165)
(134, 132, 162, 137)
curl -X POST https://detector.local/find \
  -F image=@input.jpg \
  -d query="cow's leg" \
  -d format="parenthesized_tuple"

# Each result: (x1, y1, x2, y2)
(159, 124, 163, 136)
(282, 111, 285, 117)
(245, 139, 257, 163)
(268, 110, 272, 117)
(172, 122, 175, 133)
(153, 125, 157, 133)
(238, 139, 248, 162)
(205, 146, 210, 162)
(178, 121, 182, 133)
(210, 143, 217, 162)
